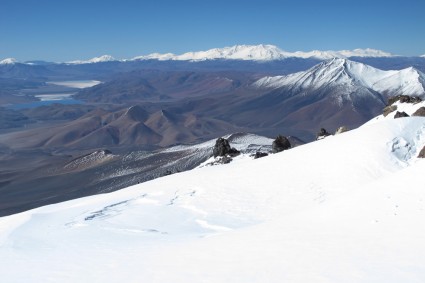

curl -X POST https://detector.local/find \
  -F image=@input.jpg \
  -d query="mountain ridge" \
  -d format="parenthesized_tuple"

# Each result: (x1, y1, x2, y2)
(1, 45, 403, 64)
(254, 58, 425, 98)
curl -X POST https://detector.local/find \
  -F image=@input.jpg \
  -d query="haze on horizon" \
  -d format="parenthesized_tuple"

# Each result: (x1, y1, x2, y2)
(1, 0, 424, 61)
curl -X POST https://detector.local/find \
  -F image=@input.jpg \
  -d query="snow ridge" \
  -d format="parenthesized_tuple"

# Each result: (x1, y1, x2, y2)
(0, 58, 17, 65)
(254, 58, 425, 97)
(131, 45, 395, 61)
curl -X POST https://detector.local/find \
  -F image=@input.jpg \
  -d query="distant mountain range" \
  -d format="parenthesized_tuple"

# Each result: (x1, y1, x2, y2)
(129, 44, 396, 62)
(3, 44, 424, 65)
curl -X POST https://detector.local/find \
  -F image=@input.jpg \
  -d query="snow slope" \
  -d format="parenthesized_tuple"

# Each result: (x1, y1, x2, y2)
(254, 58, 425, 97)
(1, 109, 425, 282)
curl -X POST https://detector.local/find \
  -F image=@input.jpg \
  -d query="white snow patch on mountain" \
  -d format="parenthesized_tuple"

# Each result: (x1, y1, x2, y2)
(0, 58, 17, 65)
(1, 113, 425, 282)
(66, 55, 115, 64)
(131, 52, 176, 61)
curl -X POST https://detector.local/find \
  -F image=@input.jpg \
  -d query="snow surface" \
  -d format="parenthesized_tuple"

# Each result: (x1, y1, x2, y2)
(0, 58, 17, 65)
(1, 110, 425, 282)
(254, 58, 425, 97)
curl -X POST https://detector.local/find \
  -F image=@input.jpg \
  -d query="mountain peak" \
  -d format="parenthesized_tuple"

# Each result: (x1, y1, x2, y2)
(254, 59, 425, 98)
(0, 58, 18, 65)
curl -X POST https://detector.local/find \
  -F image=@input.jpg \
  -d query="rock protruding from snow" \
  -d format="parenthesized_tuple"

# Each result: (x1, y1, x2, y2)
(412, 107, 425, 117)
(316, 128, 331, 140)
(252, 151, 269, 159)
(271, 135, 291, 153)
(335, 126, 349, 135)
(394, 111, 410, 119)
(388, 95, 422, 106)
(418, 146, 425, 158)
(212, 138, 240, 158)
(383, 105, 398, 117)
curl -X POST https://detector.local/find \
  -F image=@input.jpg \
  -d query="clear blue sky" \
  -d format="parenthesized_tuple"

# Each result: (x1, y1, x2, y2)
(1, 0, 424, 61)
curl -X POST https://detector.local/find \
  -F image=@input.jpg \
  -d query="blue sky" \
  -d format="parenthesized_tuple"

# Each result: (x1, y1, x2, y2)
(1, 0, 424, 61)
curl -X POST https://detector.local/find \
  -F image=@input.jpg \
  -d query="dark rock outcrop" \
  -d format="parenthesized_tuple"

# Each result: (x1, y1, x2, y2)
(205, 156, 234, 166)
(412, 107, 425, 117)
(418, 146, 425, 158)
(252, 152, 268, 159)
(383, 105, 397, 117)
(212, 137, 240, 158)
(394, 111, 410, 119)
(316, 128, 331, 140)
(388, 95, 422, 106)
(272, 135, 291, 153)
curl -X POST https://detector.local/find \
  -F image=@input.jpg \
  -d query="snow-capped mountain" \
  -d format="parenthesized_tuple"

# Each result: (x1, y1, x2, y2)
(132, 44, 289, 61)
(0, 104, 424, 282)
(0, 58, 17, 65)
(4, 46, 399, 65)
(254, 58, 425, 97)
(131, 45, 396, 61)
(66, 55, 115, 64)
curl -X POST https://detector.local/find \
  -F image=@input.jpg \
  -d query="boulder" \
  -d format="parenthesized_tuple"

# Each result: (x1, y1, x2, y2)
(252, 151, 268, 159)
(412, 107, 425, 117)
(316, 128, 331, 140)
(272, 135, 291, 153)
(212, 137, 240, 158)
(418, 146, 425, 158)
(335, 126, 349, 135)
(383, 105, 397, 117)
(387, 95, 422, 106)
(394, 111, 410, 119)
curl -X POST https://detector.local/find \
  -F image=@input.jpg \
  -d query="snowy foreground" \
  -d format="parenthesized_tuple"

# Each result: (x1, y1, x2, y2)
(1, 116, 425, 282)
